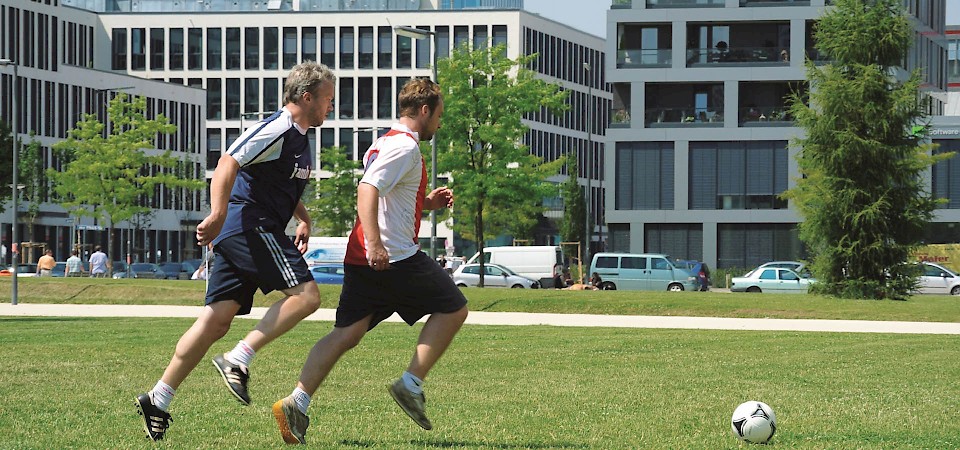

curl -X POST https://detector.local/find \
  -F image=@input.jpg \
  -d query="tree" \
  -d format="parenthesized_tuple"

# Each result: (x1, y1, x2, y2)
(304, 146, 360, 236)
(0, 120, 12, 214)
(49, 92, 206, 268)
(436, 43, 568, 286)
(18, 135, 44, 243)
(559, 158, 586, 257)
(783, 0, 948, 299)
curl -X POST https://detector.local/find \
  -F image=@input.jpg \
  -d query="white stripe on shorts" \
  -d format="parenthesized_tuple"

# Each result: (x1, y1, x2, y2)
(257, 227, 296, 287)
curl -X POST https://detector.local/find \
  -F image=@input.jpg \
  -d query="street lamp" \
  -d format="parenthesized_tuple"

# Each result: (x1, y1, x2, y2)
(394, 25, 439, 259)
(240, 111, 274, 131)
(0, 58, 18, 305)
(583, 62, 592, 279)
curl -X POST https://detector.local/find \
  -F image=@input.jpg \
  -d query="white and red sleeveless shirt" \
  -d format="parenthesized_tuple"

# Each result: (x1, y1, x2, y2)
(344, 123, 427, 265)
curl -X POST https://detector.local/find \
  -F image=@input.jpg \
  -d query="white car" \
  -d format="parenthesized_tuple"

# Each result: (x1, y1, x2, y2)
(731, 267, 814, 294)
(917, 262, 960, 295)
(748, 261, 811, 278)
(452, 263, 540, 288)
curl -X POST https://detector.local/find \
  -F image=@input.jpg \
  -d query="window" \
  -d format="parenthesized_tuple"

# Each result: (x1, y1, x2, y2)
(358, 77, 373, 119)
(454, 26, 469, 52)
(226, 28, 240, 69)
(339, 128, 354, 159)
(595, 256, 618, 269)
(339, 77, 353, 119)
(207, 28, 221, 70)
(622, 257, 645, 269)
(264, 27, 278, 69)
(226, 78, 240, 120)
(416, 26, 431, 69)
(340, 27, 354, 69)
(397, 34, 412, 68)
(207, 78, 221, 120)
(436, 26, 450, 59)
(377, 77, 392, 119)
(188, 28, 202, 70)
(378, 26, 392, 68)
(131, 28, 145, 70)
(112, 28, 127, 70)
(244, 78, 259, 114)
(150, 28, 164, 70)
(244, 27, 259, 70)
(645, 224, 703, 261)
(263, 77, 279, 112)
(689, 141, 788, 210)
(615, 142, 674, 210)
(321, 27, 335, 67)
(359, 27, 373, 69)
(283, 27, 297, 69)
(932, 139, 960, 208)
(759, 270, 777, 280)
(473, 25, 487, 51)
(303, 27, 317, 62)
(169, 28, 184, 70)
(718, 224, 802, 268)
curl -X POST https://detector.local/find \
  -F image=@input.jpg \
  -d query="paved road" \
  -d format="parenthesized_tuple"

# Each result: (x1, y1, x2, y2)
(2, 303, 959, 334)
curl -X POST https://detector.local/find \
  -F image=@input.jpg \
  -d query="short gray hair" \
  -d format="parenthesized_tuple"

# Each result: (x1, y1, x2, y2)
(283, 61, 337, 105)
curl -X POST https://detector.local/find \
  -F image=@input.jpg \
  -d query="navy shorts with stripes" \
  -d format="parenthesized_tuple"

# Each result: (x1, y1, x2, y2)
(205, 226, 313, 315)
(336, 251, 468, 330)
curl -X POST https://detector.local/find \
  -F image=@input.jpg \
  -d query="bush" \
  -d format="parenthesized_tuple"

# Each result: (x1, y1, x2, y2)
(711, 267, 750, 289)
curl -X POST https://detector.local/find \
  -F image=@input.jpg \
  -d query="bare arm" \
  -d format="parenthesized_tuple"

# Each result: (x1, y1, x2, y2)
(292, 201, 311, 254)
(357, 182, 389, 270)
(196, 154, 240, 246)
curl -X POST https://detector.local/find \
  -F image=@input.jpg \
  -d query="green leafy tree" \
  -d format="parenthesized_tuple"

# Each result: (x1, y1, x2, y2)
(436, 43, 568, 286)
(784, 0, 948, 299)
(560, 158, 586, 262)
(304, 146, 360, 236)
(18, 135, 44, 243)
(50, 93, 205, 267)
(0, 120, 12, 214)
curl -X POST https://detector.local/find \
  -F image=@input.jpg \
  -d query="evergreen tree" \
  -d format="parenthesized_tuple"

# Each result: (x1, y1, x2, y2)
(305, 146, 360, 236)
(784, 0, 949, 299)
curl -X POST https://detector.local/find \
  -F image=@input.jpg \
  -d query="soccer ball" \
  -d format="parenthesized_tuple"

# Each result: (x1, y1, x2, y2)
(731, 401, 777, 444)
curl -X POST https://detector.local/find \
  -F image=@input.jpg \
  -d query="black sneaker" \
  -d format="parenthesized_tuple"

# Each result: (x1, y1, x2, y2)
(212, 354, 251, 405)
(135, 393, 172, 441)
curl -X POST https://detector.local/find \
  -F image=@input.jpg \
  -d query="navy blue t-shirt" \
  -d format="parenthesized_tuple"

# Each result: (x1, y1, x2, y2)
(213, 108, 312, 246)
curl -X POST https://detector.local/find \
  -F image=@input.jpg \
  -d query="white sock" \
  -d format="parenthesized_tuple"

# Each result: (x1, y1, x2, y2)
(401, 371, 423, 395)
(291, 387, 311, 415)
(150, 381, 176, 412)
(225, 340, 256, 367)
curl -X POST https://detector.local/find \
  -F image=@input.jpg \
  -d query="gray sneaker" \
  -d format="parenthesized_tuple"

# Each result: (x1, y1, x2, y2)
(388, 379, 432, 430)
(272, 396, 309, 444)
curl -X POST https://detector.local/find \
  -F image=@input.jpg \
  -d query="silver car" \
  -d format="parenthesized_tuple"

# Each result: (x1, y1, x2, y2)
(731, 267, 813, 293)
(452, 263, 540, 288)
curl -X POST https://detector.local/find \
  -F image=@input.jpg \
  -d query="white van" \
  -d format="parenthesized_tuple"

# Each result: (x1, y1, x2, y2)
(467, 246, 562, 287)
(589, 252, 697, 291)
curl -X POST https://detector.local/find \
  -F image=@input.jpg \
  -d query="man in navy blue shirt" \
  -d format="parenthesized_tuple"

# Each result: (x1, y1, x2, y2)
(135, 61, 336, 442)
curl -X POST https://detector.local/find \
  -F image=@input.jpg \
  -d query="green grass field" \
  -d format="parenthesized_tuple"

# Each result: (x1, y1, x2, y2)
(1, 278, 959, 448)
(0, 317, 958, 449)
(3, 277, 960, 322)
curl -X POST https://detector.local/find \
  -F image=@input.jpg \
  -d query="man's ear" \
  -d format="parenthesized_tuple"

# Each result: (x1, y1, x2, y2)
(420, 104, 432, 118)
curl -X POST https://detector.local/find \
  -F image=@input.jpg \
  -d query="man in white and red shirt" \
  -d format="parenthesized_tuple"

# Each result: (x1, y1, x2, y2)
(274, 79, 468, 443)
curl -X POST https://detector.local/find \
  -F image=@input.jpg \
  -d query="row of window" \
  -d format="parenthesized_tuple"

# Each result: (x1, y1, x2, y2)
(111, 24, 509, 72)
(616, 141, 790, 211)
(607, 222, 802, 269)
(524, 27, 605, 90)
(0, 74, 204, 154)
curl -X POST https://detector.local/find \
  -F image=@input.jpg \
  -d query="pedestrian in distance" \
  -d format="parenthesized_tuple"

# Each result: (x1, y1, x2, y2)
(272, 78, 468, 445)
(36, 249, 55, 276)
(89, 246, 108, 278)
(134, 61, 337, 442)
(66, 250, 84, 277)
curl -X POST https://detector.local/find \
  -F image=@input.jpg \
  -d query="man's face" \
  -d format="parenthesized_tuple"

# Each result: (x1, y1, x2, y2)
(420, 98, 444, 141)
(306, 82, 336, 128)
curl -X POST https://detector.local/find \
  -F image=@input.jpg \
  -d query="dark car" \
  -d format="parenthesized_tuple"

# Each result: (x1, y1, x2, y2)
(113, 262, 164, 279)
(158, 262, 188, 280)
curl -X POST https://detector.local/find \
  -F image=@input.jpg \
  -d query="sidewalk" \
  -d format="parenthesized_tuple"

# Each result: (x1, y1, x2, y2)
(2, 303, 959, 334)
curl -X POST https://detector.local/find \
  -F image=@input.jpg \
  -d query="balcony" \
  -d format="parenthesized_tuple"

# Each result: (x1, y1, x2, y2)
(739, 81, 804, 127)
(610, 107, 632, 128)
(611, 83, 632, 128)
(739, 106, 793, 126)
(740, 0, 810, 6)
(618, 49, 672, 68)
(612, 0, 632, 8)
(647, 0, 724, 7)
(687, 46, 790, 66)
(646, 108, 724, 127)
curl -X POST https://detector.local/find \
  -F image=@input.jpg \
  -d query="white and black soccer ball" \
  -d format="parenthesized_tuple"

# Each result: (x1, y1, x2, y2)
(731, 401, 777, 444)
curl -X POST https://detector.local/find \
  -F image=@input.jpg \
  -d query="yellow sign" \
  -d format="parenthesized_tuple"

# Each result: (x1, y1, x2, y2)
(914, 244, 960, 273)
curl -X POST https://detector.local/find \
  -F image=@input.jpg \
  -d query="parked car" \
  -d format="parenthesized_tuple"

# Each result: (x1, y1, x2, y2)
(589, 253, 697, 291)
(113, 262, 164, 279)
(749, 261, 811, 278)
(309, 264, 345, 285)
(731, 267, 814, 293)
(916, 262, 960, 295)
(676, 260, 711, 291)
(158, 261, 193, 280)
(452, 263, 540, 288)
(1, 263, 38, 277)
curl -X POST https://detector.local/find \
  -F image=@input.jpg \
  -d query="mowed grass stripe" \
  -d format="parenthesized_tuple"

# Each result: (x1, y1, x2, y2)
(0, 317, 957, 449)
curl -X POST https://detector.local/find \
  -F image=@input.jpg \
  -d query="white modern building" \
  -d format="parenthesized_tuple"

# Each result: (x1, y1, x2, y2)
(605, 0, 950, 269)
(1, 0, 609, 263)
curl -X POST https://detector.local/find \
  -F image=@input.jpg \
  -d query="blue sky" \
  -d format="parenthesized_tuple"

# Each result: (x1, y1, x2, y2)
(525, 1, 960, 38)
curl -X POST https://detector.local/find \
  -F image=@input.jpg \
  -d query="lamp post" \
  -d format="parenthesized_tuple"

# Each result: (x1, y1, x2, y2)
(240, 111, 274, 131)
(583, 62, 592, 280)
(395, 25, 439, 259)
(1, 58, 18, 305)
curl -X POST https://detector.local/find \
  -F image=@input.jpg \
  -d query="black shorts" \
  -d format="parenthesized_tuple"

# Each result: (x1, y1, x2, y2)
(336, 251, 467, 330)
(205, 226, 313, 315)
